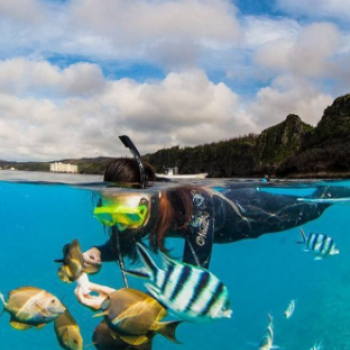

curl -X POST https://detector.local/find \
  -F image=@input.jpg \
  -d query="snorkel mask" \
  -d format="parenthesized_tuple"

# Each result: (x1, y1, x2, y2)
(94, 193, 151, 231)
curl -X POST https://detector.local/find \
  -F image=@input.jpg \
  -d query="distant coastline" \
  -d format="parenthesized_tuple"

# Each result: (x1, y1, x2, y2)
(1, 93, 350, 179)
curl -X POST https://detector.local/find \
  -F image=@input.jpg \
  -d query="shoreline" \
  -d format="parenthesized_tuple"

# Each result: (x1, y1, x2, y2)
(1, 169, 349, 181)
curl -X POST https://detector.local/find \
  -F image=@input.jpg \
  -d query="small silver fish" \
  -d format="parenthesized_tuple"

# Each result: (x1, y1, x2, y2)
(310, 341, 323, 350)
(298, 228, 339, 260)
(125, 243, 232, 323)
(284, 299, 297, 319)
(258, 314, 275, 350)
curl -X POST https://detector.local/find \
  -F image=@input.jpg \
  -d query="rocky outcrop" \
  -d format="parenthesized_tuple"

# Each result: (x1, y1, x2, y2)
(314, 94, 350, 145)
(254, 114, 313, 174)
(277, 93, 350, 177)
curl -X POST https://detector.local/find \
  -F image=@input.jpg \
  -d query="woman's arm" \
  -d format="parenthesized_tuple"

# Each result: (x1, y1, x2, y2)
(182, 189, 215, 269)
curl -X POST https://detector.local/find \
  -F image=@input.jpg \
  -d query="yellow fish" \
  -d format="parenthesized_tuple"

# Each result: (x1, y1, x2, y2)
(94, 288, 182, 345)
(54, 308, 83, 350)
(92, 320, 153, 350)
(55, 239, 100, 283)
(0, 286, 65, 330)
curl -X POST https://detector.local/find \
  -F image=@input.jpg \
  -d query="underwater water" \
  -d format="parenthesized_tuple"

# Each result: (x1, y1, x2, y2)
(1, 171, 350, 350)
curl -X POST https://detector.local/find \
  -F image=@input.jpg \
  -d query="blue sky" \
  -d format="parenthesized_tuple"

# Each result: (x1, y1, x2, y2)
(0, 0, 349, 161)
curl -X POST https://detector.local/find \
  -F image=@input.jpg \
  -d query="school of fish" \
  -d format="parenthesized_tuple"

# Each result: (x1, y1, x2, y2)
(2, 218, 341, 349)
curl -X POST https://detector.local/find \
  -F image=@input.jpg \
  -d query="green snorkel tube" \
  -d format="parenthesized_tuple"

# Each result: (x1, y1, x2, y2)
(113, 135, 147, 287)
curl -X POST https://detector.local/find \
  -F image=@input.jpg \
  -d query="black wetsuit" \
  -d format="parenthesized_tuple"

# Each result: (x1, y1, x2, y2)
(96, 185, 350, 269)
(181, 187, 332, 268)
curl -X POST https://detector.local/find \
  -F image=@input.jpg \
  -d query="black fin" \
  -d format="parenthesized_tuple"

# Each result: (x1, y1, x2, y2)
(136, 243, 158, 278)
(297, 227, 306, 244)
(54, 259, 64, 263)
(123, 269, 149, 279)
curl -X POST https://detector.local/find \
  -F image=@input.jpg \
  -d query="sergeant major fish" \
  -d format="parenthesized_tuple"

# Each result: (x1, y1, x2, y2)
(298, 227, 339, 260)
(284, 299, 297, 319)
(125, 243, 232, 323)
(0, 286, 65, 330)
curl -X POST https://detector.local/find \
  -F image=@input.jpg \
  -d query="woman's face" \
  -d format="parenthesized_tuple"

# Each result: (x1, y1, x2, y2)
(94, 191, 153, 231)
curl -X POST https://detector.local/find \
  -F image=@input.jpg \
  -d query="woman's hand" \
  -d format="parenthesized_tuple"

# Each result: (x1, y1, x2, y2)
(75, 285, 107, 310)
(82, 247, 102, 274)
(74, 273, 116, 310)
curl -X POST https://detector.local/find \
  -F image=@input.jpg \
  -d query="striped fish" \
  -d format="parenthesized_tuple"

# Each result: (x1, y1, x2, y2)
(258, 314, 276, 350)
(284, 299, 296, 319)
(298, 228, 339, 260)
(125, 243, 232, 323)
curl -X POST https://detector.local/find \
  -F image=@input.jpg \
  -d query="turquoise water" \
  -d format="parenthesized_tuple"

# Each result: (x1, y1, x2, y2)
(1, 171, 350, 350)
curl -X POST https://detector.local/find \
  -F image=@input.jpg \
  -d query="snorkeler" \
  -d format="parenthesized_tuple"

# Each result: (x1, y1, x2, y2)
(82, 136, 350, 271)
(85, 181, 349, 269)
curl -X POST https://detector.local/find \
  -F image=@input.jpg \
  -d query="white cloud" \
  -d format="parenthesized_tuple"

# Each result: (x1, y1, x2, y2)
(0, 59, 106, 97)
(248, 75, 334, 128)
(111, 70, 240, 129)
(0, 0, 242, 70)
(276, 0, 350, 22)
(0, 2, 349, 162)
(69, 0, 240, 44)
(0, 0, 44, 24)
(255, 22, 341, 78)
(0, 60, 253, 160)
(243, 15, 300, 48)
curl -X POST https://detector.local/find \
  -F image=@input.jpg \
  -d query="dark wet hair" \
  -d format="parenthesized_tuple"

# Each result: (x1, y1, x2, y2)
(109, 185, 201, 260)
(149, 186, 195, 252)
(101, 157, 156, 261)
(148, 186, 213, 252)
(103, 158, 156, 183)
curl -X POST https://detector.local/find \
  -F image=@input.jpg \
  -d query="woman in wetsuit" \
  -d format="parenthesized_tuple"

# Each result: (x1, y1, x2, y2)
(84, 181, 345, 270)
(83, 136, 350, 270)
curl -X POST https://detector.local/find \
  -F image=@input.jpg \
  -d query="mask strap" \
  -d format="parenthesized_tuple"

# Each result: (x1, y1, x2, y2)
(111, 227, 129, 287)
(119, 135, 146, 189)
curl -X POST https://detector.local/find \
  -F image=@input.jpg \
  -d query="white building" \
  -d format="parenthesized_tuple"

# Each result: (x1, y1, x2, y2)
(50, 162, 78, 173)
